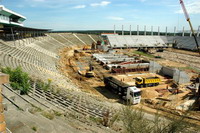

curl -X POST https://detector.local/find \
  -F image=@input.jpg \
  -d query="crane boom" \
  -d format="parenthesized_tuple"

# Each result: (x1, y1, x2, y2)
(180, 0, 190, 21)
(179, 0, 200, 55)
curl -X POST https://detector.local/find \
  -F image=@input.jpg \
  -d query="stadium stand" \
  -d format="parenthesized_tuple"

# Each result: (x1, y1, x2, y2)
(175, 36, 200, 50)
(105, 34, 200, 50)
(106, 35, 168, 48)
(0, 33, 101, 91)
(57, 33, 84, 46)
(73, 34, 86, 45)
(76, 34, 95, 45)
(47, 33, 72, 46)
(90, 34, 102, 42)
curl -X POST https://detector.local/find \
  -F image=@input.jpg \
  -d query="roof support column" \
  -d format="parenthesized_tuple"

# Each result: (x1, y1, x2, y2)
(151, 26, 153, 36)
(25, 31, 28, 44)
(165, 26, 168, 36)
(28, 31, 31, 44)
(144, 25, 146, 36)
(182, 27, 185, 37)
(114, 25, 116, 34)
(22, 31, 24, 46)
(10, 28, 16, 46)
(122, 25, 124, 35)
(137, 25, 139, 35)
(130, 25, 132, 36)
(32, 31, 34, 43)
(158, 26, 160, 36)
(174, 26, 176, 36)
(17, 31, 20, 46)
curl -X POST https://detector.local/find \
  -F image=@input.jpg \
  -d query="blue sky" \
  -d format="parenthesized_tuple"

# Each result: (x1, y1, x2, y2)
(2, 0, 200, 31)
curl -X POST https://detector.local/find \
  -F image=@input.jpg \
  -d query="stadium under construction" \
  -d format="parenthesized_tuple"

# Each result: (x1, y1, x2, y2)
(0, 3, 200, 133)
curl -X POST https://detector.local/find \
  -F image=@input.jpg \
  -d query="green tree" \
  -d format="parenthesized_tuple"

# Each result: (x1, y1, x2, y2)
(121, 106, 198, 133)
(1, 67, 31, 95)
(121, 106, 151, 133)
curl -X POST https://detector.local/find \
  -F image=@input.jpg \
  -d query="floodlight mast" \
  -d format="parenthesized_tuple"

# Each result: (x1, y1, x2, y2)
(179, 0, 200, 55)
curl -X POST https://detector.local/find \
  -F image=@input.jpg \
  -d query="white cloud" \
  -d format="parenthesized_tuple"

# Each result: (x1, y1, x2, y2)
(90, 1, 111, 7)
(176, 1, 200, 14)
(107, 16, 124, 21)
(73, 5, 86, 9)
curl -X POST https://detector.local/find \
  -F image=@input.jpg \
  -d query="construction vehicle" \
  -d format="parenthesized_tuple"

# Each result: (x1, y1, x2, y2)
(85, 71, 95, 77)
(104, 76, 141, 104)
(195, 74, 200, 95)
(83, 46, 91, 50)
(179, 0, 200, 55)
(85, 62, 95, 77)
(135, 77, 161, 88)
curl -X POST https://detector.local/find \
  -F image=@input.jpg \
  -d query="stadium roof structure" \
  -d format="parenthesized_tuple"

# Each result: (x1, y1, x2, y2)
(0, 26, 51, 41)
(0, 5, 26, 27)
(0, 26, 50, 34)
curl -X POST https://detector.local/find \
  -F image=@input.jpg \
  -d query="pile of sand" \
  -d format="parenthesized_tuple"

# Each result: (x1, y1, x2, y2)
(141, 90, 159, 99)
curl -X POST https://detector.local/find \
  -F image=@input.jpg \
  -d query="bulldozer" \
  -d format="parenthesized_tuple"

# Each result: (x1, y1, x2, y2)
(85, 62, 95, 78)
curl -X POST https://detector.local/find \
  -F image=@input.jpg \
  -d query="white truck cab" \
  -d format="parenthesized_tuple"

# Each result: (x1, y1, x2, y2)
(125, 86, 141, 104)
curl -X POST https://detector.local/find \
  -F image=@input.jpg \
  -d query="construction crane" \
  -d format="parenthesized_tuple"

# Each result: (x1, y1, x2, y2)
(179, 0, 200, 55)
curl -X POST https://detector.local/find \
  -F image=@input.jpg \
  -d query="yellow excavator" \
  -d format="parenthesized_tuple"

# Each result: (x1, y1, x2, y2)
(85, 62, 95, 78)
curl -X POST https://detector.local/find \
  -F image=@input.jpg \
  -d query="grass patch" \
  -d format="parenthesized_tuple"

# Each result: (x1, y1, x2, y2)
(133, 51, 155, 58)
(89, 116, 102, 124)
(32, 126, 37, 131)
(29, 107, 42, 114)
(36, 79, 52, 92)
(54, 111, 62, 117)
(42, 111, 54, 120)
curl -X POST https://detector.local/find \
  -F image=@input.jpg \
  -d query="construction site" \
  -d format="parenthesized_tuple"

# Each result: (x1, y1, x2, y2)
(0, 0, 200, 133)
(62, 42, 200, 111)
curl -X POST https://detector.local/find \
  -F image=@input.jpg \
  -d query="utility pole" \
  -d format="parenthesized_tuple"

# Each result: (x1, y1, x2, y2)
(179, 0, 200, 55)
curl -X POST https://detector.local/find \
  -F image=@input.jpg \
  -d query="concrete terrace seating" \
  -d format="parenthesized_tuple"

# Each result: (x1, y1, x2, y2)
(47, 33, 72, 46)
(90, 34, 101, 42)
(106, 35, 120, 48)
(0, 33, 102, 91)
(107, 35, 165, 48)
(75, 34, 95, 45)
(174, 36, 200, 50)
(0, 38, 79, 91)
(106, 34, 200, 50)
(33, 40, 62, 54)
(57, 33, 84, 46)
(0, 42, 57, 72)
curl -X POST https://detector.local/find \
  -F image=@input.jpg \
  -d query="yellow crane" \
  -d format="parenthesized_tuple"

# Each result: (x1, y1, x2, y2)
(179, 0, 200, 55)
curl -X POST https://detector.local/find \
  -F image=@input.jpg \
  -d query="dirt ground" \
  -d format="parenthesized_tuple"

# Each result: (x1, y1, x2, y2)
(167, 48, 200, 57)
(59, 47, 112, 99)
(58, 47, 200, 125)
